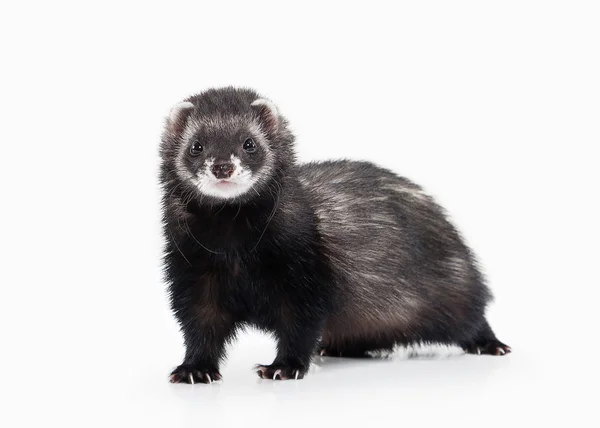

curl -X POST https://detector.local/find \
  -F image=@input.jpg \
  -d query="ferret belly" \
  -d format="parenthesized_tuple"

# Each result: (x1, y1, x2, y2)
(322, 284, 424, 343)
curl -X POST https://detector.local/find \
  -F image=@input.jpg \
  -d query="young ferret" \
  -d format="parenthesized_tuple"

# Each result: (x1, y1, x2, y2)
(159, 87, 510, 383)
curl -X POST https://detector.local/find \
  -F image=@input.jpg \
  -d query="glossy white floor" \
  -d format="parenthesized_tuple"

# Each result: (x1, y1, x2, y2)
(4, 301, 595, 427)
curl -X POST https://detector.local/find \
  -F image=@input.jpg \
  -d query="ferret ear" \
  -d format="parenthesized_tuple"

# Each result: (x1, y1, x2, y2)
(251, 98, 279, 135)
(167, 101, 194, 135)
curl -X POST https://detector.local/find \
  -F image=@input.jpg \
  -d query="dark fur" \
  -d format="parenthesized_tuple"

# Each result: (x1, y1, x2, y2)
(160, 87, 510, 383)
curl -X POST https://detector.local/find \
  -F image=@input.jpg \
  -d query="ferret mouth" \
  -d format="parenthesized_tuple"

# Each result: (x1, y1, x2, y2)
(194, 166, 258, 199)
(196, 176, 256, 199)
(215, 180, 236, 187)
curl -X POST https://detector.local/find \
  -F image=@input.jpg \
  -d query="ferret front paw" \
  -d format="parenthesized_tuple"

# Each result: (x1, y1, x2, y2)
(169, 364, 222, 384)
(255, 363, 306, 380)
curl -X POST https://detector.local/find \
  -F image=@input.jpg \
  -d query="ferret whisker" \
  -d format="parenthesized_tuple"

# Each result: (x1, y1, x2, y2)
(183, 218, 225, 255)
(250, 179, 281, 252)
(233, 202, 242, 220)
(168, 230, 192, 266)
(214, 202, 227, 215)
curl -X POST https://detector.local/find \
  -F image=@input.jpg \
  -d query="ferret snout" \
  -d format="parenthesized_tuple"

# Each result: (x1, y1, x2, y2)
(211, 162, 235, 179)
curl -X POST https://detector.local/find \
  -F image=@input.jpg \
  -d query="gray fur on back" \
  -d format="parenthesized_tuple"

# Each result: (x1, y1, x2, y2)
(298, 160, 491, 346)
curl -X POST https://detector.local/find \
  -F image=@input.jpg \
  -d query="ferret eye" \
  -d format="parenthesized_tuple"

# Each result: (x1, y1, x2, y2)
(243, 138, 256, 153)
(189, 141, 203, 156)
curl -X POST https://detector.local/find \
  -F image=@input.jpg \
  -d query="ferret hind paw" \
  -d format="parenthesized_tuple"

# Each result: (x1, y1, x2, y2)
(254, 364, 306, 380)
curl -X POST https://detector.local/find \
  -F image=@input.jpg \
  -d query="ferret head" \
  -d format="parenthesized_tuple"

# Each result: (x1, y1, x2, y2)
(160, 87, 294, 202)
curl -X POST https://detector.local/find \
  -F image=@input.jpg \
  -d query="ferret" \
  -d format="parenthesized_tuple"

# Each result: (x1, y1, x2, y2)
(159, 87, 510, 384)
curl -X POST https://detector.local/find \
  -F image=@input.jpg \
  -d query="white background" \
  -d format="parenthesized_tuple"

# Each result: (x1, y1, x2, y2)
(1, 1, 599, 426)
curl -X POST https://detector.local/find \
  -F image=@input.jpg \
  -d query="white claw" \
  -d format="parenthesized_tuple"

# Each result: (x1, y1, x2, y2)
(295, 370, 299, 380)
(498, 348, 505, 355)
(189, 373, 195, 385)
(205, 373, 212, 384)
(273, 369, 282, 380)
(477, 348, 481, 355)
(320, 349, 326, 356)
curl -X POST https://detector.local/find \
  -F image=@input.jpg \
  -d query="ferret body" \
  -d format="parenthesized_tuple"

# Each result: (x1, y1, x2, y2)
(159, 87, 510, 383)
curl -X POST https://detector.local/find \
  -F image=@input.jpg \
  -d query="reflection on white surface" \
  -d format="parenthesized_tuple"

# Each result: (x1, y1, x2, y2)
(106, 333, 576, 427)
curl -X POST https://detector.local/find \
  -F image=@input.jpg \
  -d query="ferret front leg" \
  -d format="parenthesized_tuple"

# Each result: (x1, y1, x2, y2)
(169, 320, 235, 384)
(255, 321, 322, 380)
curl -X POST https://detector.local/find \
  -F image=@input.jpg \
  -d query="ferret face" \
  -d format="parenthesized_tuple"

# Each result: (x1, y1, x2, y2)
(176, 117, 274, 199)
(163, 89, 283, 201)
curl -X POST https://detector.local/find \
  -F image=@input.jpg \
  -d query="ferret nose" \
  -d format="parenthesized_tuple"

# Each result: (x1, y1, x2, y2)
(211, 162, 235, 179)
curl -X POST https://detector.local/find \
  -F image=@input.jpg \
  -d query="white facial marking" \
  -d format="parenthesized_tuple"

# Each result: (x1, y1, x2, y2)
(173, 113, 276, 200)
(181, 118, 201, 144)
(193, 154, 260, 200)
(230, 154, 242, 171)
